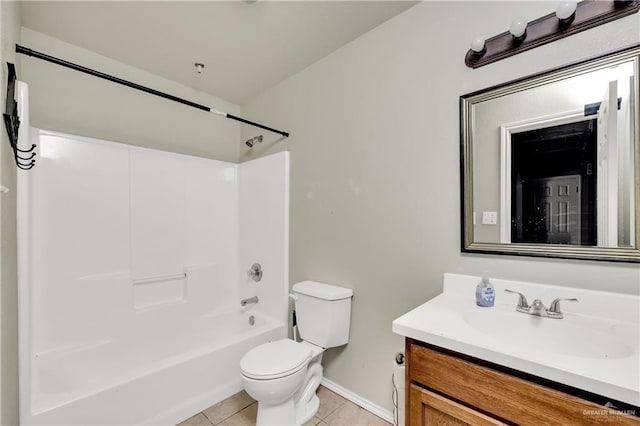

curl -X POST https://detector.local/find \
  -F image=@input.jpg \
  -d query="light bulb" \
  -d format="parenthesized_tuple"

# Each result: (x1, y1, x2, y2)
(556, 0, 577, 22)
(509, 17, 528, 39)
(470, 36, 486, 54)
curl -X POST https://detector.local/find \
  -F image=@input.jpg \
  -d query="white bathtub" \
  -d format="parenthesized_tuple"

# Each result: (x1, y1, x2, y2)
(24, 310, 285, 425)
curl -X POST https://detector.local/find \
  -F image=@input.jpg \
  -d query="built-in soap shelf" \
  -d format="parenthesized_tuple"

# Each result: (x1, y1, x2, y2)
(133, 272, 186, 310)
(132, 263, 218, 311)
(132, 272, 187, 286)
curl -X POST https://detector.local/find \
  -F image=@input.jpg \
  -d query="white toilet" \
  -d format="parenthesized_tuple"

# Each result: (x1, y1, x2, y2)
(240, 281, 353, 426)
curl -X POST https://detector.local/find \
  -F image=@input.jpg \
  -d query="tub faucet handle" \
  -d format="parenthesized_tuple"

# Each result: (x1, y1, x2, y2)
(247, 263, 262, 282)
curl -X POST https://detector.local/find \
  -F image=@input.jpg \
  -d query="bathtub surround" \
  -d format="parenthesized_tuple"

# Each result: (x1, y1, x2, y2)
(17, 125, 289, 424)
(240, 0, 640, 414)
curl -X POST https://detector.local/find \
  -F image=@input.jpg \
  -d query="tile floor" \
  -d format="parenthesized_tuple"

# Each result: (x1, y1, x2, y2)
(178, 386, 392, 426)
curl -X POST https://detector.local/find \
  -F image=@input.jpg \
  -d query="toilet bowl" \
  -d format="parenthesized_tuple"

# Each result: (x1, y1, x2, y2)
(240, 281, 352, 426)
(241, 339, 324, 425)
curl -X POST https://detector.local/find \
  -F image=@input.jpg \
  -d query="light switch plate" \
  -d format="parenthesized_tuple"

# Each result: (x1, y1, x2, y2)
(482, 211, 497, 225)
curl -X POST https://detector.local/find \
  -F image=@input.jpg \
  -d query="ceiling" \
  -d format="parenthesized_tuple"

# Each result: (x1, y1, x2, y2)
(20, 1, 418, 105)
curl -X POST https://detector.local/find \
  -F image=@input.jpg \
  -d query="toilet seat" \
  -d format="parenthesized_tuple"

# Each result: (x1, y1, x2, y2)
(240, 339, 312, 380)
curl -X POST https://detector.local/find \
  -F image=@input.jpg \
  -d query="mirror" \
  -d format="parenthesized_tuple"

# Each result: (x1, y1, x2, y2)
(461, 45, 640, 262)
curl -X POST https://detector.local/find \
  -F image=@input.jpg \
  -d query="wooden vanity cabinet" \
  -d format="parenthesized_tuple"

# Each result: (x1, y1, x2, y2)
(405, 338, 640, 426)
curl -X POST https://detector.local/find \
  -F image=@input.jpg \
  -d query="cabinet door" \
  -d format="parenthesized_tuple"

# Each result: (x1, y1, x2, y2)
(410, 384, 505, 426)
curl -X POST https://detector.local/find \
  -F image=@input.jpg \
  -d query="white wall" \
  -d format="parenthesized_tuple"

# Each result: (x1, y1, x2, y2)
(20, 28, 241, 162)
(0, 1, 21, 424)
(240, 1, 640, 413)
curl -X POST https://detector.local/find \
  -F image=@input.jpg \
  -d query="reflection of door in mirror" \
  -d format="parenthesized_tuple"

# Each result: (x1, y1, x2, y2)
(519, 175, 581, 244)
(510, 120, 596, 246)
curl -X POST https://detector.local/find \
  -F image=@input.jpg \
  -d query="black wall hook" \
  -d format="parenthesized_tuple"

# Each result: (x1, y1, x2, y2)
(3, 62, 36, 170)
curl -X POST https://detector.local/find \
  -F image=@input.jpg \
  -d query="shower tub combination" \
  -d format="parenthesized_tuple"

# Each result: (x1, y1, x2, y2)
(17, 84, 289, 425)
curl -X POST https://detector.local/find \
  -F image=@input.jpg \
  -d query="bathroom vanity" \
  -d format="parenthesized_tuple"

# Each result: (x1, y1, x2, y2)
(393, 274, 640, 426)
(405, 339, 639, 425)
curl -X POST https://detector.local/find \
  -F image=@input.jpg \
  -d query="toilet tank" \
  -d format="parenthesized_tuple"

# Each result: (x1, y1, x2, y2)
(292, 281, 353, 348)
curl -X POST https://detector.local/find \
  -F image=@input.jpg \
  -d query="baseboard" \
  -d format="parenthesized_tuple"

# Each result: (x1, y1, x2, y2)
(320, 378, 394, 424)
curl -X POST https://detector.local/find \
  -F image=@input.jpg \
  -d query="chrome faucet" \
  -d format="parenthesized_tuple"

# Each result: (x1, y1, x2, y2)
(240, 296, 259, 306)
(529, 299, 546, 316)
(504, 289, 577, 319)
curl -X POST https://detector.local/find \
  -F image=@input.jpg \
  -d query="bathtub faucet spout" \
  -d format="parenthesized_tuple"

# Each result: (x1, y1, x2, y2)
(240, 296, 259, 306)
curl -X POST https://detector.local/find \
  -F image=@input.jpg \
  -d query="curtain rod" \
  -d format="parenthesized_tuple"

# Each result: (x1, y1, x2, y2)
(15, 44, 290, 138)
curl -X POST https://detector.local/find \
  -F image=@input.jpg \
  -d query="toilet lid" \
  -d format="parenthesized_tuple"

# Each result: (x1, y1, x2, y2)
(240, 339, 312, 380)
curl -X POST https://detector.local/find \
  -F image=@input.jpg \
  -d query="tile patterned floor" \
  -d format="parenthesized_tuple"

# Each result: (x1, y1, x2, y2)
(178, 385, 392, 426)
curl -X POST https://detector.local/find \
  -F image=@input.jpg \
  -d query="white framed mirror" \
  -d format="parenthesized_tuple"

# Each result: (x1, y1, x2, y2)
(461, 44, 640, 262)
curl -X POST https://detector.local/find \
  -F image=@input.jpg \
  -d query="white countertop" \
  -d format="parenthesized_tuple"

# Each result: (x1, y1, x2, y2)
(392, 273, 640, 407)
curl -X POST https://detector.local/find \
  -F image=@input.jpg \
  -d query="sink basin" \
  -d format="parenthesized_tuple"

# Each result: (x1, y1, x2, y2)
(463, 307, 634, 359)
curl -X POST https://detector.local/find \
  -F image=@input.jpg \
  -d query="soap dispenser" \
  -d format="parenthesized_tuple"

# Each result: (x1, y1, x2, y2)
(475, 276, 495, 307)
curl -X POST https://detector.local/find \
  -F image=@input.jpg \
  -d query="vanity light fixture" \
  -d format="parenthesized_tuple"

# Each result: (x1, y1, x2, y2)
(465, 0, 640, 69)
